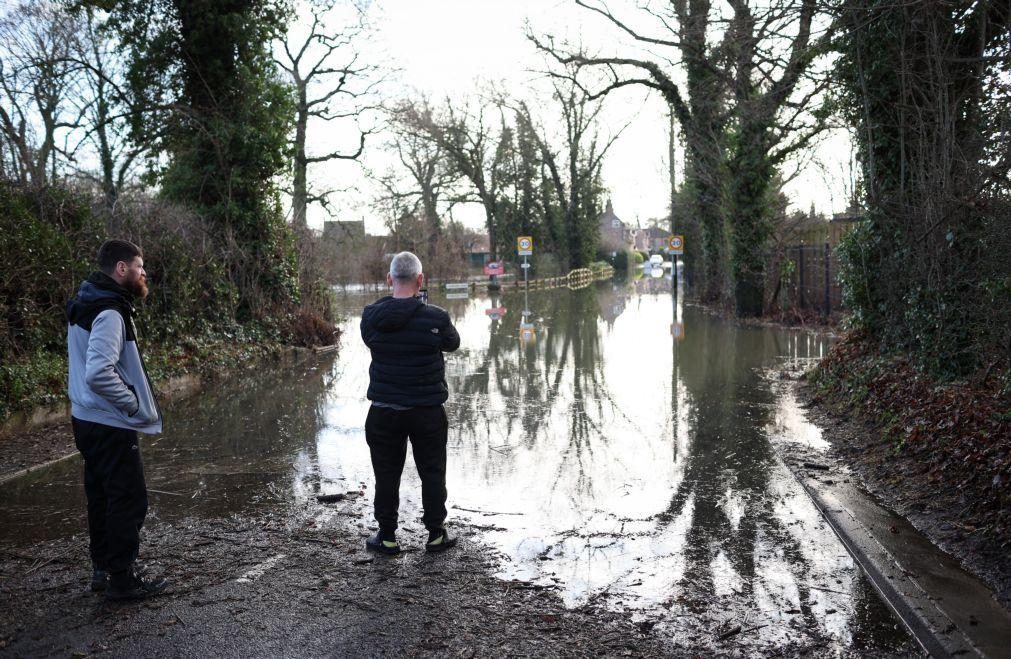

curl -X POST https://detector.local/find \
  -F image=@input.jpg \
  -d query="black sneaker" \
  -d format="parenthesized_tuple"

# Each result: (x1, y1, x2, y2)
(425, 528, 457, 553)
(106, 570, 169, 601)
(365, 532, 401, 555)
(90, 568, 109, 592)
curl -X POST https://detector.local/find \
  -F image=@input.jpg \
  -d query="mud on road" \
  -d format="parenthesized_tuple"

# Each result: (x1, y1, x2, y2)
(0, 486, 909, 657)
(0, 423, 76, 485)
(1, 495, 670, 658)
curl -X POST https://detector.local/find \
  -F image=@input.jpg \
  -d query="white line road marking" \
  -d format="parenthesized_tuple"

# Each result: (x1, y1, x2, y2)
(236, 554, 286, 583)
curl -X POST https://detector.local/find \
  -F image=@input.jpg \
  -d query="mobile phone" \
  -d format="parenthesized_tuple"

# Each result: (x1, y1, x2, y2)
(418, 288, 428, 304)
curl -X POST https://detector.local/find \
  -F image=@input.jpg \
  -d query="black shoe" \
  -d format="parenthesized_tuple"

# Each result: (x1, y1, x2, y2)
(90, 568, 109, 592)
(106, 570, 169, 601)
(365, 532, 401, 555)
(425, 528, 457, 553)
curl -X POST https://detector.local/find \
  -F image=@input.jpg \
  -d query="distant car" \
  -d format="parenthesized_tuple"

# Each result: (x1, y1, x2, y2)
(649, 254, 663, 266)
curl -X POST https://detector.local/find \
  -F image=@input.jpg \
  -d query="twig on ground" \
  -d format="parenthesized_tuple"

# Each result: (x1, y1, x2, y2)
(149, 489, 184, 496)
(455, 506, 523, 516)
(25, 544, 78, 575)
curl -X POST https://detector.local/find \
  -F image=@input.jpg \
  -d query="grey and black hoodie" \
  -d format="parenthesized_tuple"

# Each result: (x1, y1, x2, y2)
(66, 272, 162, 433)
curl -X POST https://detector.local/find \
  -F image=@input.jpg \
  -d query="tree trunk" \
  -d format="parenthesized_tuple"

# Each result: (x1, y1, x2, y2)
(292, 87, 308, 227)
(727, 117, 774, 317)
(683, 0, 727, 304)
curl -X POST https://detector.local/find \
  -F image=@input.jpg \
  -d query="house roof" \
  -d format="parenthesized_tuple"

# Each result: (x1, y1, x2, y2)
(598, 199, 623, 227)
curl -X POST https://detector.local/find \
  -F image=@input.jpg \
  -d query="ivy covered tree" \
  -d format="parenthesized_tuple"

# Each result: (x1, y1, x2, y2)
(95, 0, 297, 317)
(835, 0, 1010, 378)
(530, 0, 832, 313)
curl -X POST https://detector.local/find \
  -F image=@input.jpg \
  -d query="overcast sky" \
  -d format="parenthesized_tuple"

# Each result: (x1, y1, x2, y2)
(304, 0, 852, 234)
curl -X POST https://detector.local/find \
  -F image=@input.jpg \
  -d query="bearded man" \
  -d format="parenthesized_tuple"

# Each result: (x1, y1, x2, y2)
(66, 239, 167, 600)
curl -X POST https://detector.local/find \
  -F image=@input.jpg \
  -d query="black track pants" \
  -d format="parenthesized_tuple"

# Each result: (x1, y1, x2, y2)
(365, 405, 448, 535)
(72, 417, 148, 573)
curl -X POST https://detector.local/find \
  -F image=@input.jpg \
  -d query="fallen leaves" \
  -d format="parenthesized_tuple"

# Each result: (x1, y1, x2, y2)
(811, 332, 1010, 548)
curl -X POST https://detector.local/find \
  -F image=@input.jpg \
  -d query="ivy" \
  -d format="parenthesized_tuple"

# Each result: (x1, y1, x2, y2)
(833, 0, 1010, 381)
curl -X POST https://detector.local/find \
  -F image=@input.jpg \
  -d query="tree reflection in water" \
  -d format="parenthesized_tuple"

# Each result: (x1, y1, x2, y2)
(437, 278, 899, 649)
(0, 282, 907, 649)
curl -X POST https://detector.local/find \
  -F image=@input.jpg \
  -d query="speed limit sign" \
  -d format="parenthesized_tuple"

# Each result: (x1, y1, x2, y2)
(668, 235, 684, 254)
(517, 236, 533, 256)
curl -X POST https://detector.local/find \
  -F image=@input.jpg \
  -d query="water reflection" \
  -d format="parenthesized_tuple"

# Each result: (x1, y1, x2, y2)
(0, 280, 906, 650)
(0, 356, 337, 543)
(307, 280, 903, 649)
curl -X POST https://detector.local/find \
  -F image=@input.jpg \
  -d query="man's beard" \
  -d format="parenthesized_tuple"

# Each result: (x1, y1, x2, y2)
(127, 275, 149, 299)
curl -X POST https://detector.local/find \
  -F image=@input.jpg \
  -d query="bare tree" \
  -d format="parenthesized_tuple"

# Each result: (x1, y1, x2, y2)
(66, 7, 152, 209)
(398, 97, 511, 265)
(374, 106, 465, 245)
(276, 0, 378, 227)
(0, 2, 85, 187)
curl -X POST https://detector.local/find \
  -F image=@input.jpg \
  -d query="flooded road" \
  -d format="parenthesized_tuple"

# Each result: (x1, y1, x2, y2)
(0, 274, 910, 651)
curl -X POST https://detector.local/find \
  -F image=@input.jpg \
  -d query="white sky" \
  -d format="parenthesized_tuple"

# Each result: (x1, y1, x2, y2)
(304, 0, 853, 234)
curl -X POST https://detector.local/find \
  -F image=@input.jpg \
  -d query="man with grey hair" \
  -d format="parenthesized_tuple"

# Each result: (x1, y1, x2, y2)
(360, 251, 461, 554)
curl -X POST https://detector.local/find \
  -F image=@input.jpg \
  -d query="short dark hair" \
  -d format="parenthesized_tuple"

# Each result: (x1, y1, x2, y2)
(97, 240, 143, 274)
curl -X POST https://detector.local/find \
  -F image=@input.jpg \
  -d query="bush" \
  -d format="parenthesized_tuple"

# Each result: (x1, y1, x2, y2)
(0, 352, 68, 418)
(105, 195, 242, 341)
(532, 253, 563, 278)
(601, 248, 640, 271)
(835, 218, 880, 334)
(284, 308, 340, 348)
(0, 184, 101, 358)
(0, 181, 338, 421)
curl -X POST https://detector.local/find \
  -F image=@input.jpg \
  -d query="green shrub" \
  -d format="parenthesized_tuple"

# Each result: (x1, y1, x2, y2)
(601, 249, 634, 270)
(0, 184, 100, 358)
(0, 352, 68, 418)
(0, 181, 337, 422)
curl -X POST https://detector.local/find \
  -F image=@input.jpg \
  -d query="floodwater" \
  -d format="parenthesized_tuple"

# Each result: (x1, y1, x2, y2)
(0, 272, 911, 651)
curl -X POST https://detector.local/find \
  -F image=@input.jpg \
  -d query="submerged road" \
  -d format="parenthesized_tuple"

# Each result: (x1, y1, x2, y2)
(1, 277, 927, 654)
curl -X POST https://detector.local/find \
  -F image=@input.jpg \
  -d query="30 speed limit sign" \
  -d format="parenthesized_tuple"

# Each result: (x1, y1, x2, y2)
(667, 235, 684, 255)
(517, 236, 533, 256)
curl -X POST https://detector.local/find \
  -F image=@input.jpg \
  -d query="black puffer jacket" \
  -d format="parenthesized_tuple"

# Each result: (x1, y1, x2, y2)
(361, 296, 460, 407)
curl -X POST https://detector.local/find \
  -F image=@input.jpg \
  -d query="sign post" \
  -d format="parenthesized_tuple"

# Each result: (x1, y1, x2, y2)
(666, 234, 685, 302)
(517, 236, 533, 287)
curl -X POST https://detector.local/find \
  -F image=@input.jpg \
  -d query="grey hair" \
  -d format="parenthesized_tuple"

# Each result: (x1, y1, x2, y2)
(389, 251, 423, 280)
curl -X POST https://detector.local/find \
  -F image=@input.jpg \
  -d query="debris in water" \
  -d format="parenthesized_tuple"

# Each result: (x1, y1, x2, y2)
(718, 625, 742, 641)
(316, 493, 345, 503)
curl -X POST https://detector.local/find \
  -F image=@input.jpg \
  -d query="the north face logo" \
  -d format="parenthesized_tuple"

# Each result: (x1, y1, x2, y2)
(430, 328, 439, 334)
